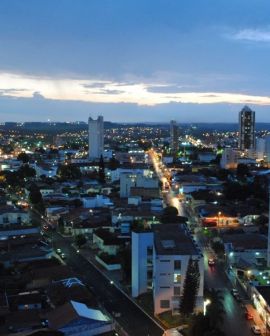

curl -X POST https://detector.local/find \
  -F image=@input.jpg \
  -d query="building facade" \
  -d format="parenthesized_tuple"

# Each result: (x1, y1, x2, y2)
(88, 116, 104, 160)
(131, 224, 204, 316)
(239, 106, 255, 151)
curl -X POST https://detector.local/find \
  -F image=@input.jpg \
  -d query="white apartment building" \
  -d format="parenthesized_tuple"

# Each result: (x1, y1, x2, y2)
(120, 172, 159, 198)
(88, 116, 104, 160)
(131, 230, 154, 297)
(131, 224, 204, 316)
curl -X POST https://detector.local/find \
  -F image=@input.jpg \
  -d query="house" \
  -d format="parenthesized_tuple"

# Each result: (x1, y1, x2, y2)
(0, 205, 29, 226)
(93, 228, 123, 256)
(48, 300, 113, 336)
(120, 172, 159, 198)
(223, 233, 267, 269)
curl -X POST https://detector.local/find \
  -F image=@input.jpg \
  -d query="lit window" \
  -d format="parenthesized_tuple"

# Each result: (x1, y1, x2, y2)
(174, 273, 181, 283)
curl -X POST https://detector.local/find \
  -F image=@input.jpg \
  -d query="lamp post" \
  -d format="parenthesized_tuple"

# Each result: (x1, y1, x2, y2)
(203, 299, 211, 316)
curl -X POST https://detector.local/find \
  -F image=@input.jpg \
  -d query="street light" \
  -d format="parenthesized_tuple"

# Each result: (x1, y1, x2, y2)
(204, 299, 211, 316)
(218, 212, 221, 227)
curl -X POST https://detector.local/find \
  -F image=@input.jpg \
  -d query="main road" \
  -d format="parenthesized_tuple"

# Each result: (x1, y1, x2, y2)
(149, 149, 253, 336)
(53, 232, 164, 336)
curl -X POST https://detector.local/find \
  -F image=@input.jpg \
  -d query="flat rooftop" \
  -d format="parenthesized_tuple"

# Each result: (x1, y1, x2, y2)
(153, 224, 199, 256)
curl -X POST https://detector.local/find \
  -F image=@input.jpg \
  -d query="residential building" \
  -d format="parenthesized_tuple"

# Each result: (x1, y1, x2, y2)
(153, 224, 204, 315)
(48, 300, 113, 336)
(220, 148, 238, 169)
(239, 106, 255, 151)
(120, 172, 159, 198)
(88, 116, 104, 160)
(256, 138, 266, 161)
(131, 224, 204, 316)
(132, 230, 154, 298)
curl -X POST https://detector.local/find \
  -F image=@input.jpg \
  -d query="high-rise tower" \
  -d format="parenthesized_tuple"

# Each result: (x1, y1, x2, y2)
(238, 106, 255, 151)
(88, 116, 104, 160)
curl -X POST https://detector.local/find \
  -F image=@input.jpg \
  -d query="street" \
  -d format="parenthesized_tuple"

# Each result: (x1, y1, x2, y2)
(53, 232, 164, 336)
(149, 149, 254, 336)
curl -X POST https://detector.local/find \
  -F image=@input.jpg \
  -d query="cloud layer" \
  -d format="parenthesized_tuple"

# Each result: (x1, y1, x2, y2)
(1, 72, 270, 107)
(231, 28, 270, 42)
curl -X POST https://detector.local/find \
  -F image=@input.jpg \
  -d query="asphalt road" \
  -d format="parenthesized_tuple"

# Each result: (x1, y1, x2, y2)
(53, 232, 164, 336)
(200, 233, 254, 336)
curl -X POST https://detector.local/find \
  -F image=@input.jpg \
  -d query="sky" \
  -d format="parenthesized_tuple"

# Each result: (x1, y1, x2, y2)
(0, 0, 270, 123)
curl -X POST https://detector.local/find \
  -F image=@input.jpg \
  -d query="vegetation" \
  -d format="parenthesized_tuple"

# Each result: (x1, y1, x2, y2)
(57, 163, 82, 180)
(190, 289, 225, 336)
(108, 157, 120, 170)
(180, 258, 200, 316)
(75, 234, 87, 248)
(17, 152, 30, 163)
(118, 245, 131, 282)
(98, 155, 105, 183)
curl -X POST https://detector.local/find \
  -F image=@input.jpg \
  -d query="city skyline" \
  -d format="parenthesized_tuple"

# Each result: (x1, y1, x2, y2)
(1, 0, 270, 122)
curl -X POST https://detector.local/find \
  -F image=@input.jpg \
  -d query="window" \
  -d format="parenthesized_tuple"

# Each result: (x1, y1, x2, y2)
(174, 273, 181, 283)
(160, 300, 170, 309)
(174, 287, 181, 296)
(174, 260, 181, 270)
(160, 286, 170, 289)
(147, 246, 153, 256)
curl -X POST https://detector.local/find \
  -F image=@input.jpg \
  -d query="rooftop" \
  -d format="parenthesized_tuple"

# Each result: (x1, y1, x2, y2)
(154, 224, 199, 256)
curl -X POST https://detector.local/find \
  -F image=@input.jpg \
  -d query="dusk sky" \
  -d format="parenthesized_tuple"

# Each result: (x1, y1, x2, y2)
(0, 0, 270, 123)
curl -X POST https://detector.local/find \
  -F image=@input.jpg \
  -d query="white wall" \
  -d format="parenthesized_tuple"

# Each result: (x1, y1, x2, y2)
(131, 231, 154, 297)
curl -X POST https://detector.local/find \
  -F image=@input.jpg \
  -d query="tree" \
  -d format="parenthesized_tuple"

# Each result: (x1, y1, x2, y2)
(119, 245, 131, 282)
(190, 313, 210, 336)
(255, 215, 268, 227)
(206, 289, 225, 330)
(161, 206, 178, 223)
(237, 163, 250, 178)
(75, 234, 87, 248)
(108, 157, 120, 171)
(98, 155, 105, 183)
(17, 152, 30, 163)
(57, 164, 81, 180)
(18, 164, 36, 178)
(180, 258, 200, 316)
(29, 184, 43, 204)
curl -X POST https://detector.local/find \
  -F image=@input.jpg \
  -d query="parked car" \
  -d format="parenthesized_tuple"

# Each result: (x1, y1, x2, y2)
(251, 325, 261, 335)
(60, 253, 66, 260)
(56, 248, 62, 254)
(231, 288, 241, 301)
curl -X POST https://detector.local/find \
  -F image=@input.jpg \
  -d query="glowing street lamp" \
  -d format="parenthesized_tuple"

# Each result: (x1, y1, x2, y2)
(204, 299, 211, 316)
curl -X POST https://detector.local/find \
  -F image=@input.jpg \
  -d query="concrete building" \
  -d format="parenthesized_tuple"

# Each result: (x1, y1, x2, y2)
(131, 224, 204, 316)
(170, 120, 179, 155)
(265, 136, 270, 165)
(120, 172, 159, 198)
(131, 230, 154, 298)
(153, 224, 204, 315)
(88, 116, 104, 160)
(220, 148, 238, 169)
(239, 106, 255, 151)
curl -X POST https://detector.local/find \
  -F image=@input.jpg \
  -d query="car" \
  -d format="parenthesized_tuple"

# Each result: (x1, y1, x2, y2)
(56, 248, 62, 254)
(60, 253, 66, 260)
(231, 289, 241, 300)
(251, 325, 261, 335)
(208, 258, 215, 266)
(245, 312, 253, 320)
(231, 288, 239, 296)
